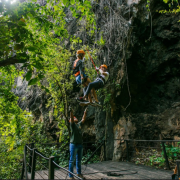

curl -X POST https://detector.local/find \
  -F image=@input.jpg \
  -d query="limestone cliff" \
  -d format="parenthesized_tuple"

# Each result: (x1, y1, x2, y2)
(14, 0, 180, 160)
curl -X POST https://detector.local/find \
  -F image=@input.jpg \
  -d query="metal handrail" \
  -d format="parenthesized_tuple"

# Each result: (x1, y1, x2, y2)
(115, 139, 180, 171)
(26, 145, 33, 151)
(114, 139, 180, 142)
(83, 141, 104, 165)
(53, 161, 82, 179)
(35, 150, 49, 160)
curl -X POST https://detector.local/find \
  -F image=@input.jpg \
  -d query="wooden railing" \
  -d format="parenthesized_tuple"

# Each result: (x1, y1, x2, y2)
(22, 139, 180, 179)
(21, 143, 82, 179)
(21, 140, 106, 179)
(114, 139, 180, 170)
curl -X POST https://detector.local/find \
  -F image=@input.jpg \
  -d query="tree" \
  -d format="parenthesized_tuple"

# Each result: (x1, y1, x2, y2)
(0, 0, 96, 178)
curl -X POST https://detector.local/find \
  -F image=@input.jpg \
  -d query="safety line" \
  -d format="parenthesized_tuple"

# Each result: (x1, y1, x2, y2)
(86, 48, 99, 74)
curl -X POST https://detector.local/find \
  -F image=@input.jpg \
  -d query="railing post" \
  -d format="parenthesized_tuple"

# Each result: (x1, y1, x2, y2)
(31, 148, 37, 179)
(177, 160, 180, 177)
(125, 140, 129, 162)
(21, 161, 25, 180)
(49, 156, 55, 180)
(29, 143, 34, 173)
(162, 142, 170, 170)
(104, 140, 106, 161)
(24, 145, 28, 179)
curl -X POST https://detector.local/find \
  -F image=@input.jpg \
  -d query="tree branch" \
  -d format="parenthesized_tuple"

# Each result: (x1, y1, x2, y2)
(0, 56, 27, 67)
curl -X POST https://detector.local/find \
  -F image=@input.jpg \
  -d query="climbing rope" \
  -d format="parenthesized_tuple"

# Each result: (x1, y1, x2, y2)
(86, 48, 99, 74)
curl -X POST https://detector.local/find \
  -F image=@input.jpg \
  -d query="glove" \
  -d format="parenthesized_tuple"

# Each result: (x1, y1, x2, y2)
(96, 66, 99, 70)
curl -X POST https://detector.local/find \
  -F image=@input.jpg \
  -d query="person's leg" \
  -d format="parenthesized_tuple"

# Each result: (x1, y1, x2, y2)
(83, 81, 101, 99)
(83, 77, 92, 103)
(88, 92, 92, 103)
(69, 144, 77, 178)
(83, 87, 87, 96)
(76, 144, 83, 176)
(83, 77, 91, 87)
(83, 87, 88, 101)
(92, 88, 98, 102)
(76, 75, 81, 85)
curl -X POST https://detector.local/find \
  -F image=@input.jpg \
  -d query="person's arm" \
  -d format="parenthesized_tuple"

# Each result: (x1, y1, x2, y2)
(81, 107, 88, 124)
(69, 109, 74, 124)
(78, 61, 84, 78)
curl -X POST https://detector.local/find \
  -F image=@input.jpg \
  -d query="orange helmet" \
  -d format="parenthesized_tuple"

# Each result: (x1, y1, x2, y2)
(100, 64, 108, 69)
(77, 50, 85, 54)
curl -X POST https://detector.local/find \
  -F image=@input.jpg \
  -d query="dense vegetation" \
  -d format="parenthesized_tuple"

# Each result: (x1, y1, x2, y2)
(0, 0, 179, 179)
(0, 0, 97, 178)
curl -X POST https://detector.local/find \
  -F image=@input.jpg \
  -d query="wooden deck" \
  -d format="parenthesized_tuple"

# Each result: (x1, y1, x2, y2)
(31, 161, 173, 179)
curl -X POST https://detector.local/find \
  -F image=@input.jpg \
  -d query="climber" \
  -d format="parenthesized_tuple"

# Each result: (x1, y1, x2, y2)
(69, 107, 88, 179)
(73, 50, 92, 103)
(77, 64, 109, 105)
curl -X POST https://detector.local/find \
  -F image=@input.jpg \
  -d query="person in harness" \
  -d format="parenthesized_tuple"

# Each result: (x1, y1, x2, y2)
(73, 50, 92, 102)
(78, 64, 109, 105)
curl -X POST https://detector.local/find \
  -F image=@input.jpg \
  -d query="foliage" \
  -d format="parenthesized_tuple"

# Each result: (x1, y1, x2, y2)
(163, 143, 180, 160)
(159, 0, 180, 17)
(0, 0, 97, 178)
(146, 0, 180, 21)
(135, 144, 180, 169)
(148, 155, 165, 167)
(0, 118, 50, 179)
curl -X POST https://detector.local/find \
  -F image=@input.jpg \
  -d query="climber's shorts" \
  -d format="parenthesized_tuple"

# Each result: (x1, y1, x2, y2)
(76, 72, 87, 84)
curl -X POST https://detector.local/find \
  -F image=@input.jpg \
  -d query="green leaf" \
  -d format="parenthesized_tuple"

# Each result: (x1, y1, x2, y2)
(33, 62, 43, 69)
(70, 0, 75, 5)
(28, 46, 36, 51)
(28, 78, 38, 85)
(25, 71, 32, 81)
(38, 73, 45, 79)
(14, 44, 22, 50)
(54, 5, 59, 11)
(63, 0, 68, 5)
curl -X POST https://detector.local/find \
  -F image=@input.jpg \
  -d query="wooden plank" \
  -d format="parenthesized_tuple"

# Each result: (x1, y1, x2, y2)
(35, 171, 45, 179)
(33, 161, 173, 179)
(84, 166, 122, 179)
(87, 161, 141, 179)
(78, 166, 106, 179)
(84, 161, 172, 179)
(109, 161, 172, 179)
(55, 169, 69, 179)
(35, 170, 48, 179)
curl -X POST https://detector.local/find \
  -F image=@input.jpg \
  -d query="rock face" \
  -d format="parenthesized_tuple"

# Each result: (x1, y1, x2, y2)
(14, 0, 180, 160)
(13, 77, 59, 141)
(110, 0, 180, 160)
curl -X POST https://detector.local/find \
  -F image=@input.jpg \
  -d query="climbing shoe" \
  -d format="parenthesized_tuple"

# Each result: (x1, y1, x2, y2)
(76, 97, 87, 102)
(76, 97, 89, 102)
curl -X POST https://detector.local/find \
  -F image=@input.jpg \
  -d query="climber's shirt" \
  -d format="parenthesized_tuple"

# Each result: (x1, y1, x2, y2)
(70, 121, 82, 144)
